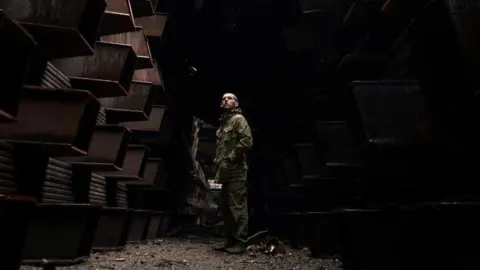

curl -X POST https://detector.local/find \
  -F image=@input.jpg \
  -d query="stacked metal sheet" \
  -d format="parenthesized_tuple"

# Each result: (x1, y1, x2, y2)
(42, 158, 74, 203)
(89, 173, 107, 206)
(97, 108, 107, 124)
(41, 62, 72, 89)
(294, 143, 322, 178)
(0, 141, 17, 195)
(116, 182, 128, 207)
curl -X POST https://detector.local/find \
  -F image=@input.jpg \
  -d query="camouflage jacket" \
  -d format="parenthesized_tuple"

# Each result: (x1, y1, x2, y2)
(214, 108, 253, 182)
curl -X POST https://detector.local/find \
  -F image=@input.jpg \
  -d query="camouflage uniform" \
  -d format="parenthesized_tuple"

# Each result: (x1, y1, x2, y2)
(214, 108, 253, 249)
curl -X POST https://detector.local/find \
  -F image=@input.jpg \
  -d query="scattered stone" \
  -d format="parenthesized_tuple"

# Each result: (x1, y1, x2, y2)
(20, 236, 342, 270)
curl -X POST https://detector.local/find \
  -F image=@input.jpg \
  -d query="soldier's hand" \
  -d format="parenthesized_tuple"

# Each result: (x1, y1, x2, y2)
(226, 153, 236, 164)
(220, 158, 230, 168)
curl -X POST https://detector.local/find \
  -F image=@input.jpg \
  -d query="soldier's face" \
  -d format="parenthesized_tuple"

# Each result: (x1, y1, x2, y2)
(221, 94, 238, 109)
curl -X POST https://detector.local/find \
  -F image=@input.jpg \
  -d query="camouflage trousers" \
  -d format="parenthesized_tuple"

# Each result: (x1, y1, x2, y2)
(220, 180, 248, 243)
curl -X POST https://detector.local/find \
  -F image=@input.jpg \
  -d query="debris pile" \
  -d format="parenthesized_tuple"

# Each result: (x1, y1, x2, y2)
(247, 236, 287, 257)
(19, 236, 341, 269)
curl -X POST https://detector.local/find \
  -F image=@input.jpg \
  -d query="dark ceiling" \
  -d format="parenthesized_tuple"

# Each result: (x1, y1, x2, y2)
(156, 0, 332, 127)
(154, 0, 476, 146)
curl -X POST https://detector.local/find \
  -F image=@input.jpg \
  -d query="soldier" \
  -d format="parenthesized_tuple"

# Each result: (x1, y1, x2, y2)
(213, 93, 253, 254)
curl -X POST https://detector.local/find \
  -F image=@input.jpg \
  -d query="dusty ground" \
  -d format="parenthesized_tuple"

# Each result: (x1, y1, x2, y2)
(21, 236, 342, 270)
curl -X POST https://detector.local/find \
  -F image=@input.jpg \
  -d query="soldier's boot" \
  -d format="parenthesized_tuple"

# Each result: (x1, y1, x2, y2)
(213, 239, 235, 251)
(225, 243, 246, 254)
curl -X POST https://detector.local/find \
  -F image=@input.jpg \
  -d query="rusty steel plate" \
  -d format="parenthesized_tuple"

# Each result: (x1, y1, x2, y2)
(43, 158, 74, 204)
(115, 182, 129, 207)
(122, 158, 161, 186)
(314, 121, 358, 165)
(0, 141, 17, 195)
(51, 42, 138, 98)
(41, 62, 71, 89)
(97, 108, 107, 124)
(72, 170, 107, 205)
(127, 209, 151, 243)
(101, 27, 154, 69)
(0, 11, 36, 122)
(132, 60, 163, 87)
(0, 86, 100, 157)
(59, 125, 132, 171)
(99, 0, 136, 36)
(99, 144, 150, 182)
(134, 13, 168, 39)
(100, 81, 155, 123)
(122, 105, 166, 132)
(0, 0, 106, 58)
(145, 211, 161, 239)
(130, 0, 155, 18)
(294, 143, 323, 178)
(352, 80, 427, 146)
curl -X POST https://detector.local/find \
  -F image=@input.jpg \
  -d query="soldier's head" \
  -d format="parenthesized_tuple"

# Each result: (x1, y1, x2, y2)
(221, 93, 239, 110)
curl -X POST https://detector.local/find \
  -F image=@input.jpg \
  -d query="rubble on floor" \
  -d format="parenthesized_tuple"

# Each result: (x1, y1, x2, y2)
(21, 236, 342, 269)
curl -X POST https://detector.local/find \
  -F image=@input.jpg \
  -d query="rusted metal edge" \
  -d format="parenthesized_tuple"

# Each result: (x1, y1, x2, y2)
(1, 86, 99, 157)
(98, 144, 150, 180)
(99, 9, 136, 36)
(122, 105, 167, 132)
(0, 11, 37, 122)
(130, 0, 155, 18)
(102, 80, 155, 123)
(58, 124, 132, 171)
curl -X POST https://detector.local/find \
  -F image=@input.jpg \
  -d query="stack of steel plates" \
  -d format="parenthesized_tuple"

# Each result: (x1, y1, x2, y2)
(294, 143, 322, 178)
(0, 141, 17, 195)
(42, 158, 74, 203)
(89, 173, 106, 206)
(97, 108, 107, 124)
(41, 62, 72, 89)
(116, 182, 128, 207)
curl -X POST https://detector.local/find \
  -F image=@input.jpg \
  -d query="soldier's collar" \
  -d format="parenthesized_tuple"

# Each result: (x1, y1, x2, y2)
(220, 108, 242, 122)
